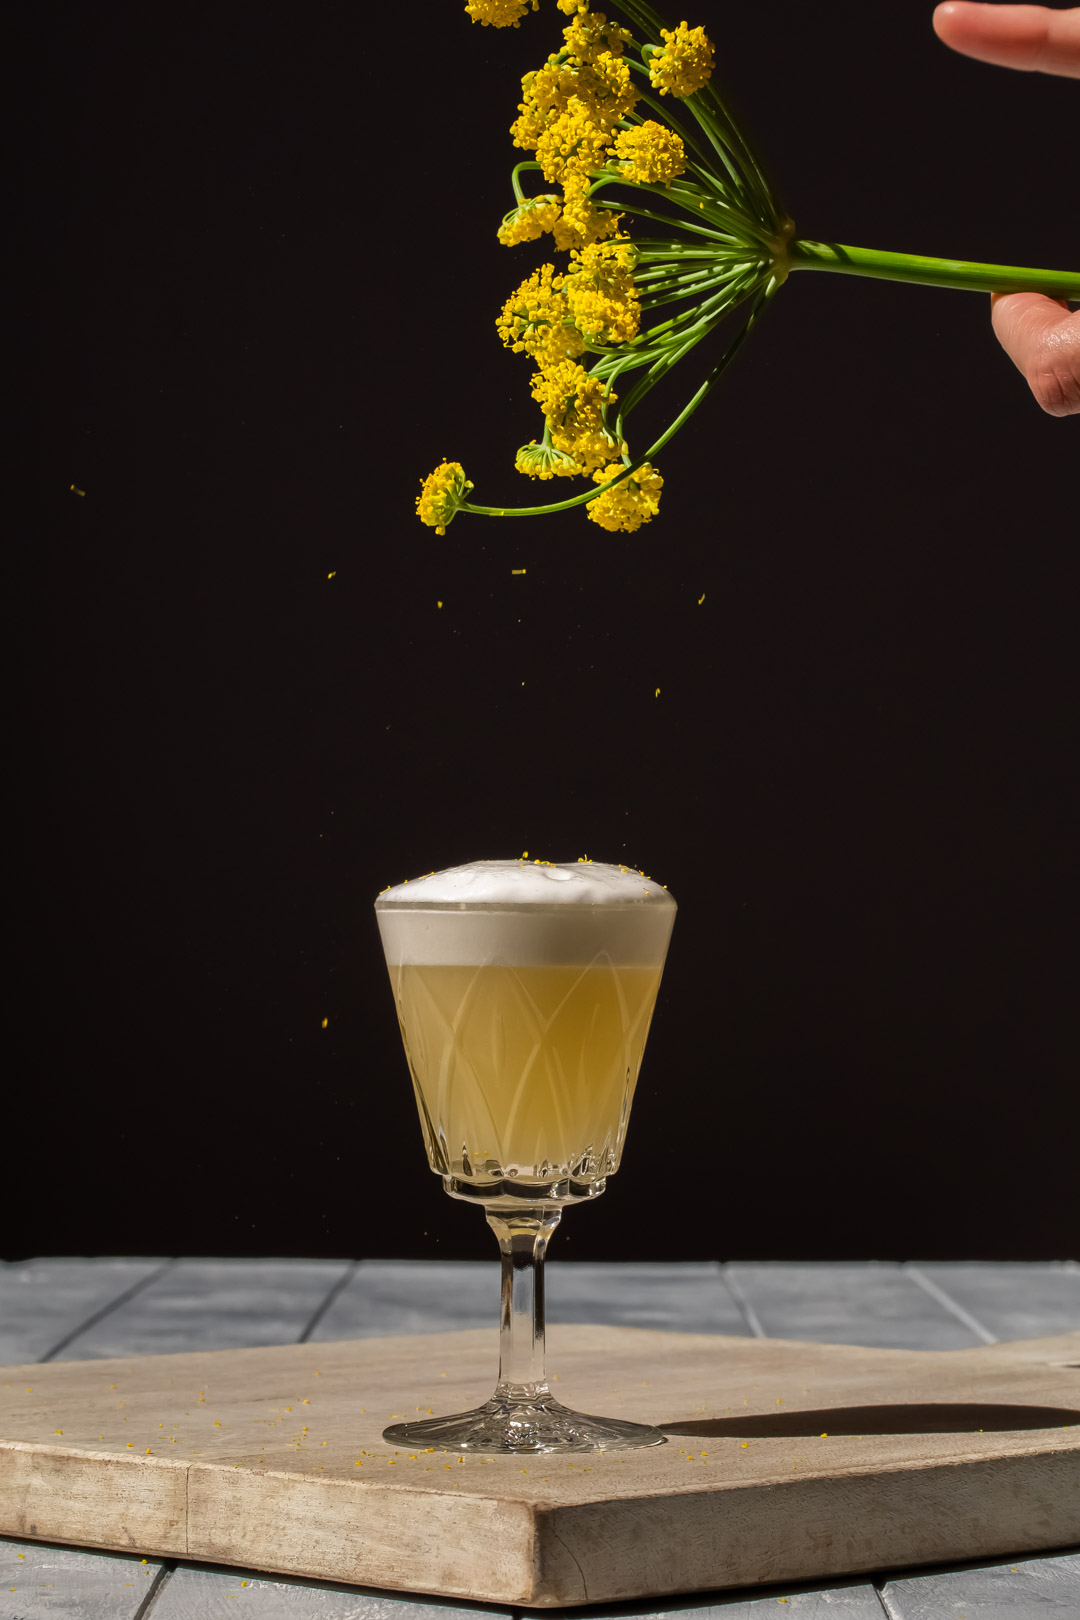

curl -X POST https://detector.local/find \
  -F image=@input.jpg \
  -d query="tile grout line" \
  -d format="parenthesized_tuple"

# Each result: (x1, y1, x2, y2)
(38, 1258, 180, 1363)
(902, 1264, 997, 1344)
(874, 1576, 900, 1619)
(297, 1260, 360, 1344)
(132, 1561, 175, 1618)
(719, 1264, 767, 1339)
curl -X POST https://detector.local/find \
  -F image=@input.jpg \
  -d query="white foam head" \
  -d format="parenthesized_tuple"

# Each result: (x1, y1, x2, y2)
(375, 859, 676, 966)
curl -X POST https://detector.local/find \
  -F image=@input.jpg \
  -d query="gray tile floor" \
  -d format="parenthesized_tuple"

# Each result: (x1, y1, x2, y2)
(2, 1258, 1078, 1618)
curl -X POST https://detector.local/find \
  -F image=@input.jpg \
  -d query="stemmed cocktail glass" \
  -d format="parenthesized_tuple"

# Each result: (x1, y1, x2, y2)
(375, 858, 676, 1454)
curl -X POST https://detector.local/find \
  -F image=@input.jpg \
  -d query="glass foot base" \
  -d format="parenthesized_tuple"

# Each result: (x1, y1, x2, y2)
(383, 1396, 667, 1454)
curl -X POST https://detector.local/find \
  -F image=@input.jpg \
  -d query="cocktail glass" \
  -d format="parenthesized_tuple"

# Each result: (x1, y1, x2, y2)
(375, 858, 676, 1453)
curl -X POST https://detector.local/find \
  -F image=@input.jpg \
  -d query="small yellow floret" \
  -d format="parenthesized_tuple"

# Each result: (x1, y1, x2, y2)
(497, 194, 562, 246)
(464, 0, 537, 26)
(613, 122, 686, 185)
(497, 264, 585, 365)
(530, 362, 618, 474)
(649, 21, 715, 97)
(558, 234, 640, 344)
(514, 440, 581, 480)
(586, 461, 663, 531)
(561, 9, 632, 65)
(416, 460, 473, 534)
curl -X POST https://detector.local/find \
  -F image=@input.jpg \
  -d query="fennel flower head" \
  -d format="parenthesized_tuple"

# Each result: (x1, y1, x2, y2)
(415, 460, 474, 535)
(413, 0, 1080, 536)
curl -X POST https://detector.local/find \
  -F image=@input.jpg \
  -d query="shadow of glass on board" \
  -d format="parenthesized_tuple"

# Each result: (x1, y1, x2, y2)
(661, 1403, 1080, 1438)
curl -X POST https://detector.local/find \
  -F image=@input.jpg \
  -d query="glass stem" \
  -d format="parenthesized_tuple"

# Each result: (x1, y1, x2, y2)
(486, 1206, 562, 1404)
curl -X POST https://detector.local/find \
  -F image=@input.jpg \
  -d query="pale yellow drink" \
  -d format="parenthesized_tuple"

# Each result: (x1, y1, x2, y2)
(390, 960, 663, 1183)
(376, 860, 676, 1201)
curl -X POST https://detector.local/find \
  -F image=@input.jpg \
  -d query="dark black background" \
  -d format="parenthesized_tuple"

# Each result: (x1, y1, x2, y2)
(13, 1, 1077, 1262)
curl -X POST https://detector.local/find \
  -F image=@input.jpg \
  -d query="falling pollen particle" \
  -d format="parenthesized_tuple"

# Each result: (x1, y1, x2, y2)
(655, 687, 661, 697)
(70, 484, 85, 496)
(321, 1017, 329, 1029)
(512, 568, 526, 575)
(437, 600, 443, 609)
(698, 592, 705, 604)
(327, 571, 336, 580)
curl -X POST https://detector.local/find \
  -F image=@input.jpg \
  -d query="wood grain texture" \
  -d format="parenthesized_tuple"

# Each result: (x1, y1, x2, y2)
(0, 1261, 169, 1367)
(908, 1262, 1080, 1344)
(724, 1263, 982, 1350)
(54, 1261, 352, 1360)
(880, 1547, 1080, 1618)
(2, 1326, 1078, 1605)
(0, 1533, 165, 1618)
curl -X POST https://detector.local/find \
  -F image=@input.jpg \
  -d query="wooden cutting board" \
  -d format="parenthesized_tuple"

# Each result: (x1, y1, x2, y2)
(2, 1325, 1078, 1607)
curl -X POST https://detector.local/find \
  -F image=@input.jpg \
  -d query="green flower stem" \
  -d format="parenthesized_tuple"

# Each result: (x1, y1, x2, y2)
(459, 285, 775, 523)
(597, 170, 763, 238)
(788, 239, 1080, 300)
(594, 198, 735, 243)
(511, 162, 543, 204)
(462, 283, 775, 524)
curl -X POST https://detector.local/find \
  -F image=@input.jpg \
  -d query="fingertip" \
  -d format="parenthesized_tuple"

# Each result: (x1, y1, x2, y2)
(932, 2, 968, 46)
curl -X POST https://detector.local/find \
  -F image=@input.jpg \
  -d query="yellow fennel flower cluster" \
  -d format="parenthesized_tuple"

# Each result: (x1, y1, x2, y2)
(613, 121, 687, 186)
(514, 439, 581, 479)
(586, 462, 664, 531)
(648, 21, 715, 97)
(416, 460, 474, 534)
(497, 194, 563, 246)
(464, 0, 537, 26)
(530, 361, 620, 473)
(497, 264, 586, 364)
(552, 175, 621, 250)
(560, 8, 632, 64)
(558, 235, 641, 344)
(508, 7, 638, 252)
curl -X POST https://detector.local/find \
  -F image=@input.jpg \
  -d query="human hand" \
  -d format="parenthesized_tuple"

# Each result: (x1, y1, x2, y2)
(932, 3, 1080, 415)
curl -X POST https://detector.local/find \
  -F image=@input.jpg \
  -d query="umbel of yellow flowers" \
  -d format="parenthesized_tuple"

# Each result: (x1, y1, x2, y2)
(417, 0, 1080, 536)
